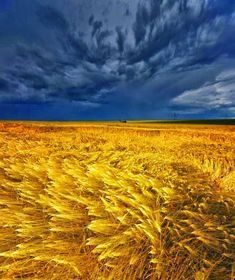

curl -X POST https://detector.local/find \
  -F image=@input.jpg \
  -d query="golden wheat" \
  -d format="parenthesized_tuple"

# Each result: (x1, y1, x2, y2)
(0, 122, 234, 280)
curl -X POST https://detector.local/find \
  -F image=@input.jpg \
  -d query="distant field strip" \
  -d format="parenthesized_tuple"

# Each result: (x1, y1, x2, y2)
(0, 122, 234, 279)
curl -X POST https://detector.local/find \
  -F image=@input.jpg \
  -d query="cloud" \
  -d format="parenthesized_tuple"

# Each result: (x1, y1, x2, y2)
(91, 20, 103, 38)
(115, 26, 125, 54)
(37, 5, 69, 32)
(88, 14, 94, 26)
(127, 0, 235, 65)
(133, 3, 149, 45)
(0, 77, 9, 91)
(0, 0, 235, 119)
(172, 69, 235, 113)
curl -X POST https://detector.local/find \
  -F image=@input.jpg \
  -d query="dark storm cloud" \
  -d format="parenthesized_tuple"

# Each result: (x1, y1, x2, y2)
(127, 0, 235, 65)
(91, 20, 103, 38)
(88, 14, 94, 26)
(37, 5, 69, 32)
(133, 3, 149, 45)
(124, 8, 130, 17)
(115, 26, 126, 54)
(0, 0, 235, 119)
(0, 77, 10, 91)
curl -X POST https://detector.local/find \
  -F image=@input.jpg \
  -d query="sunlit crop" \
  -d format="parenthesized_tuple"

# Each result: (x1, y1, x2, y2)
(0, 122, 234, 279)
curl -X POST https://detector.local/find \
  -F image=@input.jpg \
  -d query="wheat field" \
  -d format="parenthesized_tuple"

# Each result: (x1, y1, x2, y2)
(0, 122, 234, 280)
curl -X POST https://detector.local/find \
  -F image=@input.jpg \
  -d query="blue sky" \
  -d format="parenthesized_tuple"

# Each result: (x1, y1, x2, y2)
(0, 0, 235, 120)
